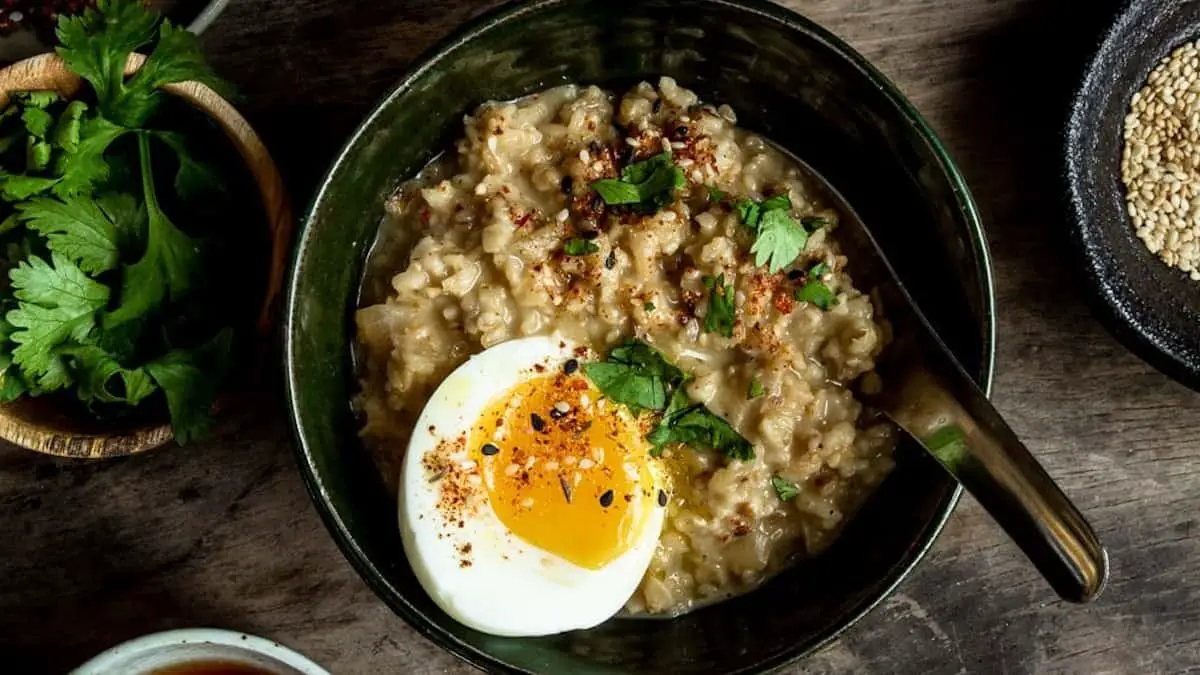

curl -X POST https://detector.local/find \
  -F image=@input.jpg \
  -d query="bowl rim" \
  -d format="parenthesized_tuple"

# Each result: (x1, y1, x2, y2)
(284, 0, 997, 672)
(1063, 0, 1200, 392)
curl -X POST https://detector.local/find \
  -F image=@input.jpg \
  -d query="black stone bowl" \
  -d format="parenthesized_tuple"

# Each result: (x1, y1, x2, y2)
(1066, 0, 1200, 390)
(284, 0, 997, 672)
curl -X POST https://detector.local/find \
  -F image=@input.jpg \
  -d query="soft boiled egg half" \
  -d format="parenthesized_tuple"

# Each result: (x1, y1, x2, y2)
(399, 335, 667, 637)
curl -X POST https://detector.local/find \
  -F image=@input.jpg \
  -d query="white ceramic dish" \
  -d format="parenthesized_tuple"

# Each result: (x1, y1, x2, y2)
(69, 628, 330, 675)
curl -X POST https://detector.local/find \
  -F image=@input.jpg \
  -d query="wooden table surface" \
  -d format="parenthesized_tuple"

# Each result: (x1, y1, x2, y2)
(1, 0, 1195, 673)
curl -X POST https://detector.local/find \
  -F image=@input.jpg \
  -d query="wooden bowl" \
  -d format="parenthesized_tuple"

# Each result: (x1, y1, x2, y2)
(0, 52, 292, 459)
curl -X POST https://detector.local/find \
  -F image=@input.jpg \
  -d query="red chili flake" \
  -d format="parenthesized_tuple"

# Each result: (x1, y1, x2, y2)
(514, 212, 534, 228)
(534, 364, 546, 373)
(420, 208, 431, 225)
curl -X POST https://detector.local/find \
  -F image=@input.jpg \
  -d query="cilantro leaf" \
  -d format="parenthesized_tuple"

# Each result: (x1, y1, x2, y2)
(707, 186, 726, 202)
(808, 261, 829, 278)
(801, 215, 829, 230)
(563, 237, 599, 256)
(6, 253, 109, 385)
(589, 180, 641, 204)
(51, 100, 88, 152)
(794, 279, 835, 309)
(126, 20, 233, 97)
(62, 345, 156, 405)
(51, 115, 128, 199)
(748, 376, 764, 400)
(751, 208, 808, 273)
(152, 130, 226, 201)
(17, 195, 122, 274)
(145, 328, 232, 444)
(105, 133, 203, 327)
(590, 152, 685, 211)
(56, 0, 159, 122)
(736, 199, 762, 230)
(97, 192, 147, 249)
(648, 386, 754, 461)
(772, 475, 800, 501)
(0, 174, 59, 200)
(22, 106, 54, 139)
(582, 339, 684, 415)
(702, 274, 735, 338)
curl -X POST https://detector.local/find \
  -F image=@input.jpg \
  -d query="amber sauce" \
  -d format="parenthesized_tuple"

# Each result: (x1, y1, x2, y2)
(150, 662, 276, 675)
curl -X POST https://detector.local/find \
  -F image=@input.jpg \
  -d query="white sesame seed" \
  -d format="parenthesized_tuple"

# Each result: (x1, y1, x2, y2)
(505, 463, 520, 476)
(580, 149, 591, 163)
(556, 209, 570, 222)
(525, 457, 537, 470)
(564, 456, 578, 466)
(1123, 38, 1200, 278)
(544, 461, 560, 471)
(579, 458, 595, 469)
(580, 393, 591, 406)
(554, 401, 570, 413)
(521, 497, 535, 509)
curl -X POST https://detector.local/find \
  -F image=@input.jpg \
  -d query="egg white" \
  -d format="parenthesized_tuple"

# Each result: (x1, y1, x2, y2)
(398, 335, 665, 637)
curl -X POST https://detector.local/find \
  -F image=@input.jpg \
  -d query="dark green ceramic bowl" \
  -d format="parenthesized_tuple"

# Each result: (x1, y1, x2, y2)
(284, 0, 996, 672)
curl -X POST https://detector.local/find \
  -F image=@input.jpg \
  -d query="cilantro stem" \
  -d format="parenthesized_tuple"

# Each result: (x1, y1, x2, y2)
(137, 132, 159, 217)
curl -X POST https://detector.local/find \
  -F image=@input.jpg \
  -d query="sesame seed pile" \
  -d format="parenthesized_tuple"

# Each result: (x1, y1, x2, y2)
(1122, 40, 1200, 280)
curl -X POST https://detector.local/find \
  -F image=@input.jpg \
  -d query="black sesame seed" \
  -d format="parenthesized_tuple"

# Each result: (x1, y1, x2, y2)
(549, 408, 565, 420)
(599, 489, 614, 507)
(561, 175, 574, 194)
(604, 250, 617, 269)
(531, 413, 546, 432)
(560, 476, 573, 503)
(563, 358, 579, 375)
(581, 229, 600, 240)
(481, 443, 500, 456)
(657, 489, 668, 507)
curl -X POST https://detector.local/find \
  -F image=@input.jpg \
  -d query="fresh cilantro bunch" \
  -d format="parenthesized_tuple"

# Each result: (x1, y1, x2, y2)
(0, 0, 242, 443)
(583, 339, 754, 461)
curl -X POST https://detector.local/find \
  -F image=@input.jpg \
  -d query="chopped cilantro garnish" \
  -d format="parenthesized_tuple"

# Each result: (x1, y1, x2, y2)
(923, 424, 969, 470)
(771, 475, 800, 501)
(581, 339, 683, 415)
(707, 186, 726, 202)
(590, 152, 685, 212)
(808, 261, 829, 278)
(643, 301, 656, 312)
(736, 194, 809, 273)
(748, 376, 764, 400)
(584, 339, 753, 461)
(648, 386, 754, 461)
(563, 237, 599, 256)
(801, 215, 829, 230)
(794, 279, 835, 309)
(702, 274, 735, 338)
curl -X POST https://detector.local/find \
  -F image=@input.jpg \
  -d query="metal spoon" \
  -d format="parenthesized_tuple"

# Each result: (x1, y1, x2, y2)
(814, 167, 1110, 604)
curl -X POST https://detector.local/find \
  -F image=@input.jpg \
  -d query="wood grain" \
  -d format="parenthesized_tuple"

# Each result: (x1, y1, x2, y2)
(0, 53, 293, 459)
(1, 0, 1196, 673)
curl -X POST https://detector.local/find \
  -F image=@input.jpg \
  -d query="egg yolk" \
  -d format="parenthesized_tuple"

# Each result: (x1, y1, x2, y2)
(470, 371, 657, 570)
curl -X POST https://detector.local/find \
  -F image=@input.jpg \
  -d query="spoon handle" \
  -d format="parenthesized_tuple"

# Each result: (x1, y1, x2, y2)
(888, 367, 1109, 603)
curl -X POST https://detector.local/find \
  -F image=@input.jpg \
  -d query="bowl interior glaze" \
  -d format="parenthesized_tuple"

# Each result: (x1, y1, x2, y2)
(285, 1, 995, 673)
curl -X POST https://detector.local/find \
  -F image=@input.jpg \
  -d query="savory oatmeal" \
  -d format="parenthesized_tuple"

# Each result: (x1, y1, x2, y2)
(357, 77, 896, 616)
